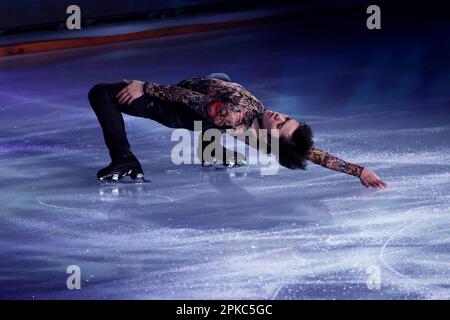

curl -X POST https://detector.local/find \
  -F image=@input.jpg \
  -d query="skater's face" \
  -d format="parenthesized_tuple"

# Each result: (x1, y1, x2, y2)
(262, 111, 299, 142)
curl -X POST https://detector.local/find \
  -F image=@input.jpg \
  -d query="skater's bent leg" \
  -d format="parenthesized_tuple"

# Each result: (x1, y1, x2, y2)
(197, 133, 245, 166)
(88, 82, 150, 160)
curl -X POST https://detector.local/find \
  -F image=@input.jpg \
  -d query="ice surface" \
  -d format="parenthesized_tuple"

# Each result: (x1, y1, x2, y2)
(0, 17, 449, 299)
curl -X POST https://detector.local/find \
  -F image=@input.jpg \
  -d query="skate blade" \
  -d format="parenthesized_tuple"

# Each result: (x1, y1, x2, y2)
(223, 160, 247, 168)
(98, 178, 151, 185)
(98, 173, 151, 185)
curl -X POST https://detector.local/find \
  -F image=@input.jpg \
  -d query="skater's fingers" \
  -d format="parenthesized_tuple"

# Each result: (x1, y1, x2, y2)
(122, 95, 132, 105)
(118, 88, 131, 101)
(119, 96, 129, 105)
(118, 93, 130, 104)
(123, 95, 133, 105)
(371, 179, 382, 188)
(118, 90, 130, 102)
(372, 177, 386, 189)
(123, 78, 132, 84)
(116, 87, 129, 98)
(372, 182, 381, 189)
(367, 181, 376, 188)
(365, 178, 377, 188)
(117, 93, 126, 104)
(117, 92, 125, 102)
(377, 180, 388, 189)
(372, 181, 383, 189)
(379, 180, 388, 188)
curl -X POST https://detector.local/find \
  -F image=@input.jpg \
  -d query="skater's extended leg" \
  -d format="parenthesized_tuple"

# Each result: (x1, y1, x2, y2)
(89, 82, 131, 160)
(88, 82, 151, 181)
(88, 82, 151, 161)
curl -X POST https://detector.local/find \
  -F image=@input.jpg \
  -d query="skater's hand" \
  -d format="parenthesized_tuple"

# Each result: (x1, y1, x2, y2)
(359, 168, 388, 189)
(117, 79, 144, 105)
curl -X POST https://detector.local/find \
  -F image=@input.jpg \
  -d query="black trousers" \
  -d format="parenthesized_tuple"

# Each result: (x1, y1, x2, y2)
(88, 74, 232, 162)
(88, 82, 154, 161)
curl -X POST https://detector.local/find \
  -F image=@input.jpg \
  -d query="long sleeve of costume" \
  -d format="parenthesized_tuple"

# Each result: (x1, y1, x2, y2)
(308, 148, 364, 177)
(144, 82, 214, 114)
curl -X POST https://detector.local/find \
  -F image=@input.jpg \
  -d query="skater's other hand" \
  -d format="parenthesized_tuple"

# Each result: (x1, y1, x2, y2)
(117, 79, 144, 105)
(359, 168, 388, 189)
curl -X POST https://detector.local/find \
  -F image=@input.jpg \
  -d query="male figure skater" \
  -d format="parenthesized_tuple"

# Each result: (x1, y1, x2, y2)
(88, 73, 387, 188)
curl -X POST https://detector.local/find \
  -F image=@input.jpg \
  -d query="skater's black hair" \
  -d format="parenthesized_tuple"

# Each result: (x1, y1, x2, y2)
(275, 122, 314, 170)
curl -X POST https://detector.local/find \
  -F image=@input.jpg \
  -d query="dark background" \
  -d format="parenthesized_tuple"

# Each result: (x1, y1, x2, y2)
(1, 0, 436, 32)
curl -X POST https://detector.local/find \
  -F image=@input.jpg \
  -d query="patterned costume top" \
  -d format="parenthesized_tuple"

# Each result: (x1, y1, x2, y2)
(144, 78, 364, 177)
(145, 78, 265, 133)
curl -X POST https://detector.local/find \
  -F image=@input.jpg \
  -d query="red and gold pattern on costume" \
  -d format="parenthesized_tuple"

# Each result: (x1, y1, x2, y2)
(308, 148, 364, 177)
(144, 78, 265, 132)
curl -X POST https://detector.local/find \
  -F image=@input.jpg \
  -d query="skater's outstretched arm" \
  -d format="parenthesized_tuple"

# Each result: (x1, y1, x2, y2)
(307, 148, 387, 189)
(307, 148, 364, 176)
